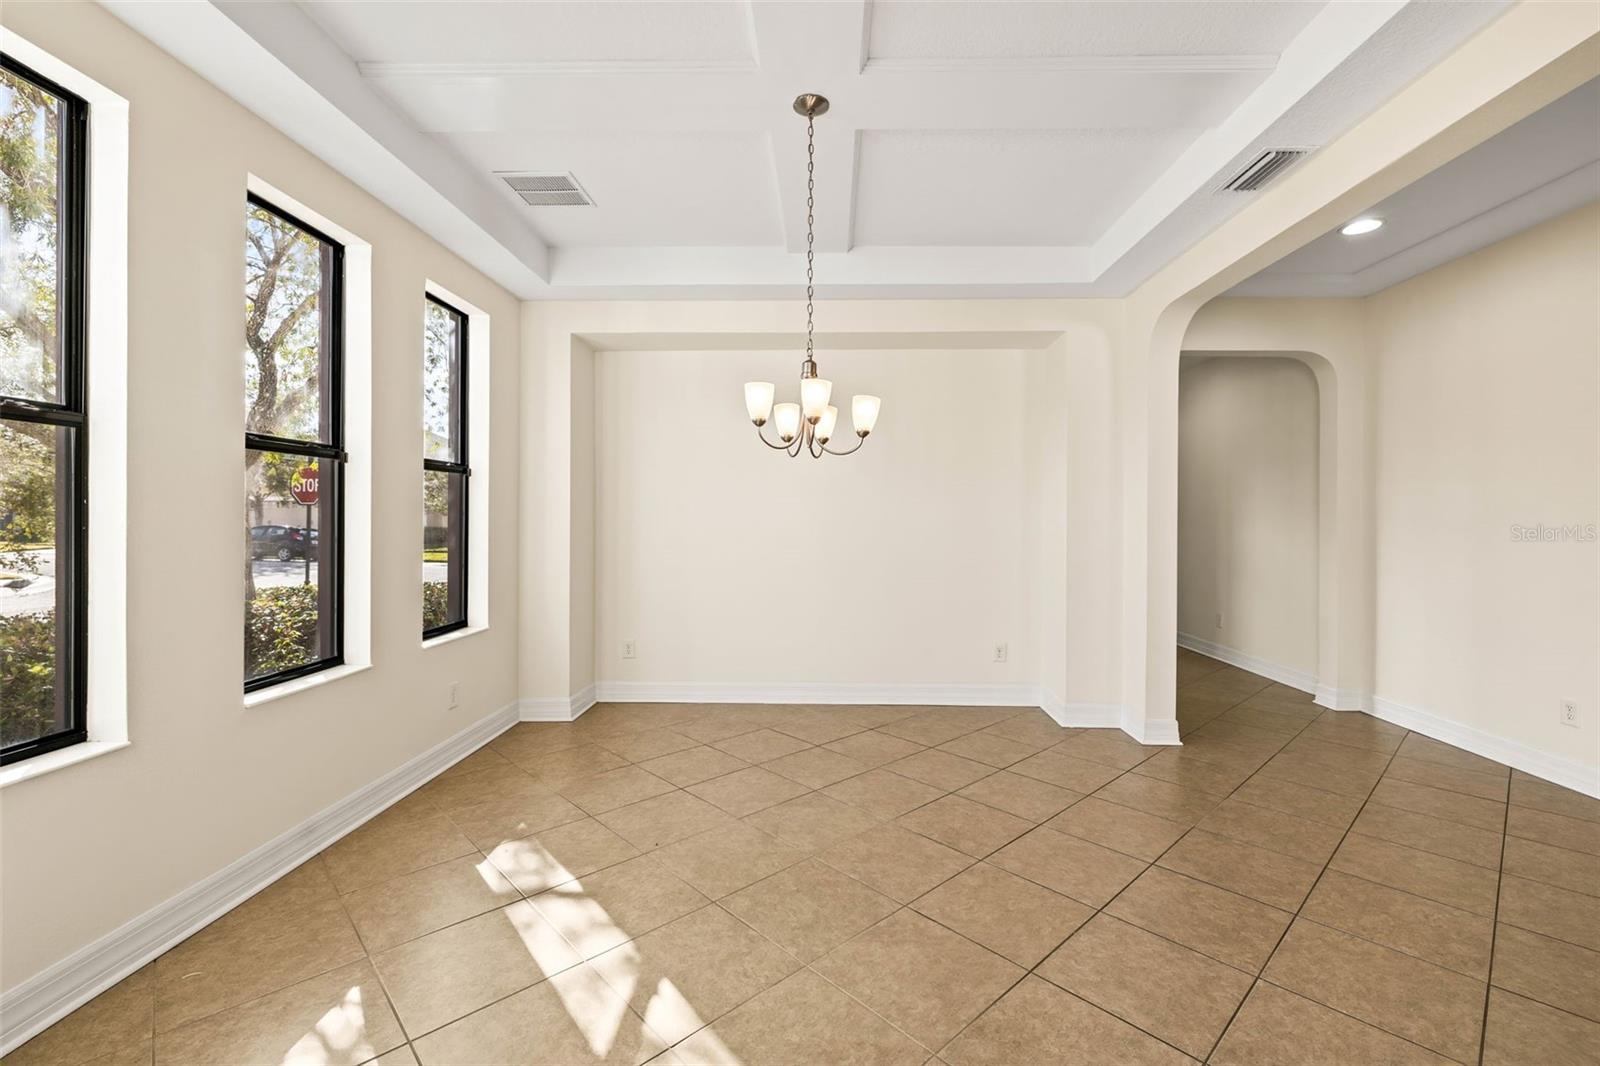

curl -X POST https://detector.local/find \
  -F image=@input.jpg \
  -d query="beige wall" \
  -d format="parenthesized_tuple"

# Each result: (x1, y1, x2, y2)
(0, 3, 521, 993)
(1369, 203, 1599, 773)
(1177, 356, 1321, 680)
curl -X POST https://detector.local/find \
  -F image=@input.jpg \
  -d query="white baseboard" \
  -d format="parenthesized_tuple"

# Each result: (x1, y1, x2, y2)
(0, 702, 518, 1057)
(1370, 694, 1599, 799)
(1038, 691, 1123, 729)
(592, 680, 1044, 707)
(1314, 684, 1372, 713)
(1177, 632, 1319, 695)
(518, 685, 595, 723)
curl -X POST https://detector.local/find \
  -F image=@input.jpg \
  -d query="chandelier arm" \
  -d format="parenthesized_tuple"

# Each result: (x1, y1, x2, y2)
(820, 436, 866, 457)
(755, 423, 796, 451)
(789, 424, 809, 458)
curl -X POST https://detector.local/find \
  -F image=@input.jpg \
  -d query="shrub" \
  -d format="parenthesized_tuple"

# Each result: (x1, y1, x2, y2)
(423, 581, 448, 632)
(0, 612, 56, 748)
(246, 585, 320, 678)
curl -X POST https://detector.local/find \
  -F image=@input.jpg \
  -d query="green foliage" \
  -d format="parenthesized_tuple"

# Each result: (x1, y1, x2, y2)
(245, 585, 320, 678)
(1, 70, 62, 402)
(0, 612, 56, 748)
(0, 421, 55, 573)
(423, 581, 449, 632)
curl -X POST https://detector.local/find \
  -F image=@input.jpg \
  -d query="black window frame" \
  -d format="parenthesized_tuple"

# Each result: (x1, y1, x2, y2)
(422, 292, 470, 639)
(0, 54, 89, 766)
(243, 192, 346, 692)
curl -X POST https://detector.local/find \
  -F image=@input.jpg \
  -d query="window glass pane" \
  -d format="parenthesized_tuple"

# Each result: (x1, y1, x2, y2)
(0, 68, 65, 404)
(246, 449, 337, 681)
(1, 418, 75, 747)
(423, 299, 462, 462)
(423, 469, 465, 632)
(245, 204, 334, 441)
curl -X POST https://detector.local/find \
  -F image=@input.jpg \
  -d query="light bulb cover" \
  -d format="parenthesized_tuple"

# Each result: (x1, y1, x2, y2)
(1340, 217, 1384, 236)
(743, 381, 775, 425)
(773, 402, 802, 442)
(852, 394, 881, 437)
(800, 377, 833, 423)
(815, 404, 838, 443)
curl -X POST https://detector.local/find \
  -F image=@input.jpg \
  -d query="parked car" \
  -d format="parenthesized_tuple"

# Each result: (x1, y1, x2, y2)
(250, 525, 317, 561)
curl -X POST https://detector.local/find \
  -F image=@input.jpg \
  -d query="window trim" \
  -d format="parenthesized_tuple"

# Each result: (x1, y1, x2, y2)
(243, 192, 347, 693)
(422, 292, 470, 639)
(0, 53, 90, 767)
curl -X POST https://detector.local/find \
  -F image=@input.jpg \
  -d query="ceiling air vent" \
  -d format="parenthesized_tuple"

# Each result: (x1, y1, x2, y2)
(497, 172, 594, 206)
(1219, 148, 1312, 192)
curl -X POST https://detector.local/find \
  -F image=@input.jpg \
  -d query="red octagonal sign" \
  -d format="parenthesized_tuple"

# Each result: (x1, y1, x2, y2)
(290, 465, 320, 506)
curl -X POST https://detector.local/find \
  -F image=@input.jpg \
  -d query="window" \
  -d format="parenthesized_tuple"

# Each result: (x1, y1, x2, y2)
(422, 294, 468, 637)
(0, 55, 88, 765)
(244, 194, 344, 689)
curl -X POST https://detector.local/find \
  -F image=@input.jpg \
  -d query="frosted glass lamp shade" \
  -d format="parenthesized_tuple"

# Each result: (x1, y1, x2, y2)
(815, 404, 838, 443)
(800, 377, 833, 423)
(744, 381, 775, 425)
(852, 394, 881, 436)
(773, 402, 802, 442)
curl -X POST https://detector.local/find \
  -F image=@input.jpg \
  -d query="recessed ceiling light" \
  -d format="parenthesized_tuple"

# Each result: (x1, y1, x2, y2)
(1340, 217, 1384, 236)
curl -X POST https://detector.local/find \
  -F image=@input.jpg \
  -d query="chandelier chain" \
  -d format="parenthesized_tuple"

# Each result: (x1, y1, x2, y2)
(805, 109, 815, 362)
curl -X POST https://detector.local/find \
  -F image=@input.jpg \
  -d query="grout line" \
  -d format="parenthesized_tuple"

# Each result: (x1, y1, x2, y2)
(1478, 791, 1512, 1065)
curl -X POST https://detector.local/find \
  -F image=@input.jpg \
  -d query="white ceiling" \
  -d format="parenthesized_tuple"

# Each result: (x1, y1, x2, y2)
(1230, 77, 1600, 296)
(106, 0, 1514, 298)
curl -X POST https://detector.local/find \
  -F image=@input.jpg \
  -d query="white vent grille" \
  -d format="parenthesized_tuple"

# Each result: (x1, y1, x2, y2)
(1219, 148, 1312, 192)
(497, 172, 594, 206)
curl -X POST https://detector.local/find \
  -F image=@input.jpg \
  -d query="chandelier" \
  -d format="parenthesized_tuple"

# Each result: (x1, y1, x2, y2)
(743, 93, 881, 458)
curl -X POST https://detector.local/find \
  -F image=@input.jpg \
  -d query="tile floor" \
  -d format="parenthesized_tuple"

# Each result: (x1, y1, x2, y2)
(6, 648, 1598, 1065)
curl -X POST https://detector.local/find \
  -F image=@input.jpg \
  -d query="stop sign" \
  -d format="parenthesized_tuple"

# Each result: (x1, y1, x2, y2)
(290, 465, 320, 506)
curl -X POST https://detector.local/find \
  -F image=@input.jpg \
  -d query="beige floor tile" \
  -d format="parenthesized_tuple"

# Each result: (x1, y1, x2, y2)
(761, 746, 871, 789)
(911, 862, 1091, 966)
(988, 826, 1146, 907)
(671, 969, 926, 1066)
(1491, 922, 1600, 1023)
(1106, 866, 1291, 974)
(371, 900, 580, 1037)
(720, 858, 899, 962)
(3, 966, 154, 1066)
(1157, 829, 1322, 911)
(1508, 804, 1600, 857)
(1370, 778, 1506, 833)
(814, 910, 1023, 1050)
(410, 964, 666, 1065)
(1210, 981, 1455, 1066)
(321, 810, 479, 895)
(877, 713, 984, 747)
(1510, 773, 1600, 824)
(821, 729, 926, 768)
(935, 731, 1038, 768)
(484, 818, 640, 896)
(530, 855, 709, 960)
(589, 905, 800, 1044)
(895, 794, 1034, 857)
(1226, 777, 1363, 829)
(418, 762, 550, 815)
(1353, 802, 1504, 869)
(743, 793, 881, 852)
(1497, 874, 1600, 951)
(1045, 796, 1187, 861)
(649, 822, 807, 899)
(560, 766, 678, 816)
(435, 746, 514, 781)
(709, 728, 812, 763)
(1397, 734, 1507, 776)
(598, 729, 701, 763)
(367, 1045, 418, 1065)
(940, 975, 1192, 1066)
(1008, 750, 1124, 793)
(767, 709, 871, 746)
(674, 713, 767, 745)
(1196, 797, 1348, 864)
(491, 722, 591, 761)
(447, 791, 588, 851)
(1502, 834, 1600, 896)
(635, 746, 748, 788)
(152, 960, 403, 1066)
(955, 771, 1081, 822)
(979, 713, 1073, 748)
(1482, 988, 1600, 1066)
(1039, 914, 1252, 1058)
(885, 749, 995, 791)
(515, 745, 631, 789)
(1301, 869, 1493, 978)
(1092, 774, 1224, 826)
(1263, 918, 1485, 1063)
(1295, 716, 1407, 755)
(1133, 749, 1253, 796)
(1049, 730, 1164, 771)
(1254, 750, 1382, 799)
(1329, 833, 1500, 916)
(1215, 705, 1309, 738)
(683, 766, 810, 817)
(343, 854, 521, 953)
(821, 823, 975, 903)
(596, 791, 736, 851)
(1384, 755, 1509, 802)
(823, 767, 946, 819)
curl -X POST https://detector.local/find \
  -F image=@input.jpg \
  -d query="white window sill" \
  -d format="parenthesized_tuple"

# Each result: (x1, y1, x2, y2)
(422, 625, 489, 650)
(0, 740, 131, 789)
(244, 663, 371, 709)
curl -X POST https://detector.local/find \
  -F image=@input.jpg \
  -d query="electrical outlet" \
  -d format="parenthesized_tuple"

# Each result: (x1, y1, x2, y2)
(1215, 612, 1224, 629)
(993, 642, 1008, 664)
(622, 640, 637, 660)
(448, 681, 459, 709)
(1561, 699, 1579, 729)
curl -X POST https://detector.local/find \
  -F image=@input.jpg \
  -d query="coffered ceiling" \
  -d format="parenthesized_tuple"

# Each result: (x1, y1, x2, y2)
(104, 1, 1512, 299)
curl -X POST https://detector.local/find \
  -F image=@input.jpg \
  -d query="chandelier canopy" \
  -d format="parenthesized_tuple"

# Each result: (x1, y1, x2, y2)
(743, 93, 881, 458)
